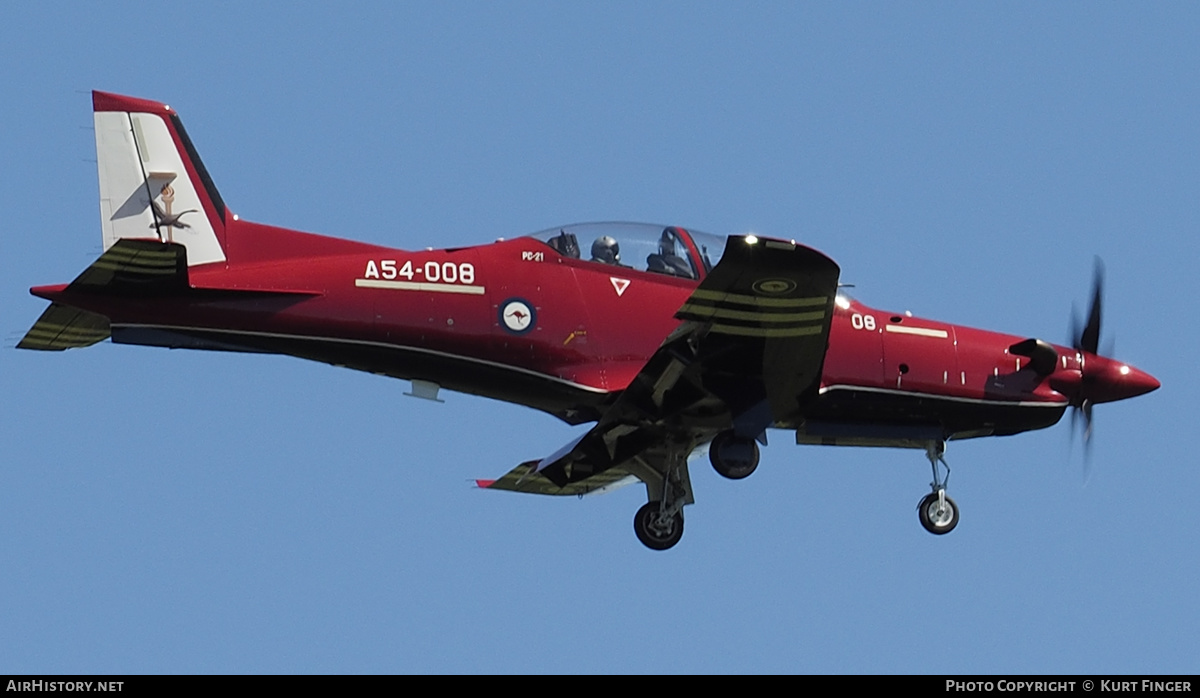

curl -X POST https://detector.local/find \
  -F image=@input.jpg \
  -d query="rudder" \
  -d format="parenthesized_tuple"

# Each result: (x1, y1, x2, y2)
(92, 91, 227, 266)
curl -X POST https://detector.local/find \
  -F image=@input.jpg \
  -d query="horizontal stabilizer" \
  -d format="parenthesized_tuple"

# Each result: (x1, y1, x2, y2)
(68, 238, 189, 294)
(17, 303, 110, 351)
(21, 238, 322, 352)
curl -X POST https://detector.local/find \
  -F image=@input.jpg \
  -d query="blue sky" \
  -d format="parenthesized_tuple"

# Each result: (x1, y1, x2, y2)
(2, 3, 1196, 673)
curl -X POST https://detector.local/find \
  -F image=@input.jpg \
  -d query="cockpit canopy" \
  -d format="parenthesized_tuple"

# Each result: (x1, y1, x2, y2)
(529, 222, 727, 280)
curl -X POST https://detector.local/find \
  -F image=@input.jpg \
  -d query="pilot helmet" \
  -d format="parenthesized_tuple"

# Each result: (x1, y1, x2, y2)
(592, 235, 620, 264)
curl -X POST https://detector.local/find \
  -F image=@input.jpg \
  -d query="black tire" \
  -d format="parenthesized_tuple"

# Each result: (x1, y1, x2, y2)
(709, 430, 760, 480)
(917, 492, 959, 535)
(633, 501, 684, 550)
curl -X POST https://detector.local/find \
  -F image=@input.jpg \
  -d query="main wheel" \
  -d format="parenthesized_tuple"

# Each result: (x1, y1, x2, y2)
(633, 501, 684, 550)
(709, 430, 760, 480)
(917, 492, 959, 535)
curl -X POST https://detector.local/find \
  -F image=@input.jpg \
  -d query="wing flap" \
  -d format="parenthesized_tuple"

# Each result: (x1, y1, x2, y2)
(477, 461, 636, 496)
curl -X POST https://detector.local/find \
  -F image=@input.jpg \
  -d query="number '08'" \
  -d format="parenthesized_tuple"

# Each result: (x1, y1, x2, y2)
(850, 313, 876, 331)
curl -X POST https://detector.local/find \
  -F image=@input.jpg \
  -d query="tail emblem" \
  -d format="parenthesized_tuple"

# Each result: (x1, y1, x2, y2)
(150, 184, 198, 242)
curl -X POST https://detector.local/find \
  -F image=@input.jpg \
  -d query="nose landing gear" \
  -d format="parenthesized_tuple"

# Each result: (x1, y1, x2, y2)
(917, 440, 959, 535)
(918, 489, 959, 534)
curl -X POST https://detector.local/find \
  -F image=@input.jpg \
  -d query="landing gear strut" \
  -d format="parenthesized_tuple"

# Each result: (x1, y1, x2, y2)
(709, 430, 760, 480)
(917, 441, 959, 535)
(629, 445, 694, 551)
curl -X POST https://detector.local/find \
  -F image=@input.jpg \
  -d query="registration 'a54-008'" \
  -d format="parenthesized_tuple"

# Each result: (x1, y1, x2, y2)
(363, 260, 476, 284)
(356, 259, 484, 294)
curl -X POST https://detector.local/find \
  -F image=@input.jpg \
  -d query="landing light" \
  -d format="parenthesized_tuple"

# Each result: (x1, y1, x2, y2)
(1120, 365, 1131, 375)
(835, 296, 851, 310)
(744, 235, 759, 245)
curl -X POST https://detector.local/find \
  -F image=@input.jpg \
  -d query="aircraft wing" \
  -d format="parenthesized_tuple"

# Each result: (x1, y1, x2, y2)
(480, 235, 840, 495)
(673, 235, 841, 428)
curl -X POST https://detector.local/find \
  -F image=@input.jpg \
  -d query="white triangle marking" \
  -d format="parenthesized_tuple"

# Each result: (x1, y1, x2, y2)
(610, 277, 630, 297)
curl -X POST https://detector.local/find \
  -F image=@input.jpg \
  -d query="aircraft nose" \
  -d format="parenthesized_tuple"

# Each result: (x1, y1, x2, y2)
(1087, 355, 1160, 403)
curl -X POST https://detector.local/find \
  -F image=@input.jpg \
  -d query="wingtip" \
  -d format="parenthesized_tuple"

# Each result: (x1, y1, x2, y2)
(30, 284, 68, 301)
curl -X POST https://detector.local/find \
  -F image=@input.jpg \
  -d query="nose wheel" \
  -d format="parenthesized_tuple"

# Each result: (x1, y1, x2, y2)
(917, 490, 959, 534)
(917, 440, 959, 535)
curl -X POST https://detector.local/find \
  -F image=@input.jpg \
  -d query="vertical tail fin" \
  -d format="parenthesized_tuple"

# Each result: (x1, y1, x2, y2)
(92, 91, 227, 266)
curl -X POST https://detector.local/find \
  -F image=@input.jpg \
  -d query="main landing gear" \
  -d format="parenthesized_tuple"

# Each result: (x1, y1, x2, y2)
(917, 440, 959, 535)
(630, 444, 695, 551)
(709, 430, 760, 480)
(634, 501, 684, 550)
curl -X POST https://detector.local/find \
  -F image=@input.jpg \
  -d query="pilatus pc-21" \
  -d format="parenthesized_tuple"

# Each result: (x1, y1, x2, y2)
(21, 92, 1159, 550)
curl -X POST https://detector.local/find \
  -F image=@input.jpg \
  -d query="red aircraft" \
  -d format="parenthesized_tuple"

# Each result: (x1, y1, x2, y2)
(21, 92, 1159, 550)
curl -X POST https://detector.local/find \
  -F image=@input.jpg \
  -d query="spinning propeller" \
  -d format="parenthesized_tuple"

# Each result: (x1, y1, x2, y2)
(1059, 258, 1158, 463)
(1068, 258, 1104, 457)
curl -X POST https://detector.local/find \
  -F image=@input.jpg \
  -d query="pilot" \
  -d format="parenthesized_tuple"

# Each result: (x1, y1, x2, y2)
(590, 235, 622, 265)
(548, 230, 580, 258)
(646, 228, 693, 278)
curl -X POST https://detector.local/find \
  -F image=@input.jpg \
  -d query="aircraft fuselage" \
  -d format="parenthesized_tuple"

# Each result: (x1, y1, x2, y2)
(32, 218, 1155, 443)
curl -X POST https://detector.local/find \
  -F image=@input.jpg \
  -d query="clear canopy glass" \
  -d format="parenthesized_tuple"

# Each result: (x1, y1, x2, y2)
(529, 222, 726, 280)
